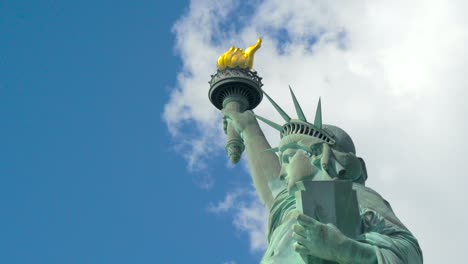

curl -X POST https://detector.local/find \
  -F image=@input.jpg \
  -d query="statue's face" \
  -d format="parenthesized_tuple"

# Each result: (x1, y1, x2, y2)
(278, 135, 364, 191)
(278, 137, 333, 191)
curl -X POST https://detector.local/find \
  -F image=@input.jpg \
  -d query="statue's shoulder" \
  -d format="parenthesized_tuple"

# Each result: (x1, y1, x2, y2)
(352, 183, 408, 230)
(352, 183, 388, 207)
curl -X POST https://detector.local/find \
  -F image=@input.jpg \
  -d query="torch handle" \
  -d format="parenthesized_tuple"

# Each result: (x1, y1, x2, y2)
(224, 100, 245, 164)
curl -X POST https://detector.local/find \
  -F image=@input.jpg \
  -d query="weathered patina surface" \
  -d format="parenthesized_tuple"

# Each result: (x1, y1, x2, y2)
(210, 39, 423, 263)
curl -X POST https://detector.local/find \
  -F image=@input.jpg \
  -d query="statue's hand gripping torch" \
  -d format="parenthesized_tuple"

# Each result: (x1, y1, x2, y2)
(208, 38, 263, 164)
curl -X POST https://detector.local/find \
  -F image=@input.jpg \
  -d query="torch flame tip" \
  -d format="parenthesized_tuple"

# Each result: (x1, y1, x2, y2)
(216, 38, 262, 70)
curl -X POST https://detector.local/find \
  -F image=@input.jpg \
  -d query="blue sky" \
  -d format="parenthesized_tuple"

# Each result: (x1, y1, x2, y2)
(2, 1, 468, 263)
(0, 1, 258, 263)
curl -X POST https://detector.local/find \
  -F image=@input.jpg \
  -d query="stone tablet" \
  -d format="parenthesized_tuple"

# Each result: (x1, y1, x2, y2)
(294, 180, 360, 239)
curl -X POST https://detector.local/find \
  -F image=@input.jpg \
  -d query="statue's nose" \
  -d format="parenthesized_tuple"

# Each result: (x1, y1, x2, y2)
(279, 166, 287, 180)
(287, 153, 315, 179)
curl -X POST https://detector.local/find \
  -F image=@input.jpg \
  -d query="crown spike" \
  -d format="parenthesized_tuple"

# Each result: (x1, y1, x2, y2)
(263, 91, 291, 122)
(255, 114, 283, 132)
(314, 97, 322, 129)
(263, 147, 279, 153)
(289, 86, 307, 122)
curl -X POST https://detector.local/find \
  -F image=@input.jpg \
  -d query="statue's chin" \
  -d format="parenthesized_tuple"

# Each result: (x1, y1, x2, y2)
(287, 171, 335, 194)
(311, 172, 334, 181)
(286, 170, 332, 191)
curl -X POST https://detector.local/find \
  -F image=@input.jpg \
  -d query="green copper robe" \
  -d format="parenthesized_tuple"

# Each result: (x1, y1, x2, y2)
(261, 183, 423, 264)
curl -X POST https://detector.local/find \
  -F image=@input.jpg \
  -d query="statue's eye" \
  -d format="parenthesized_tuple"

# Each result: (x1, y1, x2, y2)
(310, 144, 322, 156)
(281, 151, 298, 164)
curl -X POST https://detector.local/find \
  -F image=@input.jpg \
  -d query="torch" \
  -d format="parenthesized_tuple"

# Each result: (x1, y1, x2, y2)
(209, 38, 264, 164)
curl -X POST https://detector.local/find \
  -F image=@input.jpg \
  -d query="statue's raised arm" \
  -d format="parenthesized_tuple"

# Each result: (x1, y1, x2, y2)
(222, 108, 280, 209)
(209, 38, 280, 209)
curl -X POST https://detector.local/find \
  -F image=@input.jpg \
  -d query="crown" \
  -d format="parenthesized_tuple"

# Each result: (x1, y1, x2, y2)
(256, 87, 336, 146)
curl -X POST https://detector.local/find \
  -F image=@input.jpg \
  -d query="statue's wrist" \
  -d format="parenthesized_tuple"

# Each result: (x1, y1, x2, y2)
(337, 238, 377, 264)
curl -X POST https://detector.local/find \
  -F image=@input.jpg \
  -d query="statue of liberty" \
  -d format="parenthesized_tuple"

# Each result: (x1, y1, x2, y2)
(209, 39, 423, 263)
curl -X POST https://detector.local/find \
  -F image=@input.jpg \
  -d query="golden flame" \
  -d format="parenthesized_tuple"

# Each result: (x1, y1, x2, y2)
(217, 38, 262, 70)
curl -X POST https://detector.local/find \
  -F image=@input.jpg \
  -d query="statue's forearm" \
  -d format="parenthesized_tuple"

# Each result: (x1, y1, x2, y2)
(242, 121, 280, 209)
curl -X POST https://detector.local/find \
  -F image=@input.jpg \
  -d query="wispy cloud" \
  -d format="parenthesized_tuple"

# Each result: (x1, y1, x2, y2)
(166, 0, 468, 262)
(208, 188, 268, 251)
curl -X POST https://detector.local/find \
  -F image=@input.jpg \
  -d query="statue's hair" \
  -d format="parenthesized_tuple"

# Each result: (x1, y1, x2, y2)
(278, 134, 323, 152)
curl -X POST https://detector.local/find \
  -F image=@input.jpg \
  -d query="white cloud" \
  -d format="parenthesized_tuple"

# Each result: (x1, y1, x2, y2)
(165, 0, 468, 262)
(208, 190, 245, 214)
(208, 188, 268, 252)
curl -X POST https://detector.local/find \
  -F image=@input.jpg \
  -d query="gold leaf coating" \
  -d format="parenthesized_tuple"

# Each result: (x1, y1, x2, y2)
(217, 38, 262, 70)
